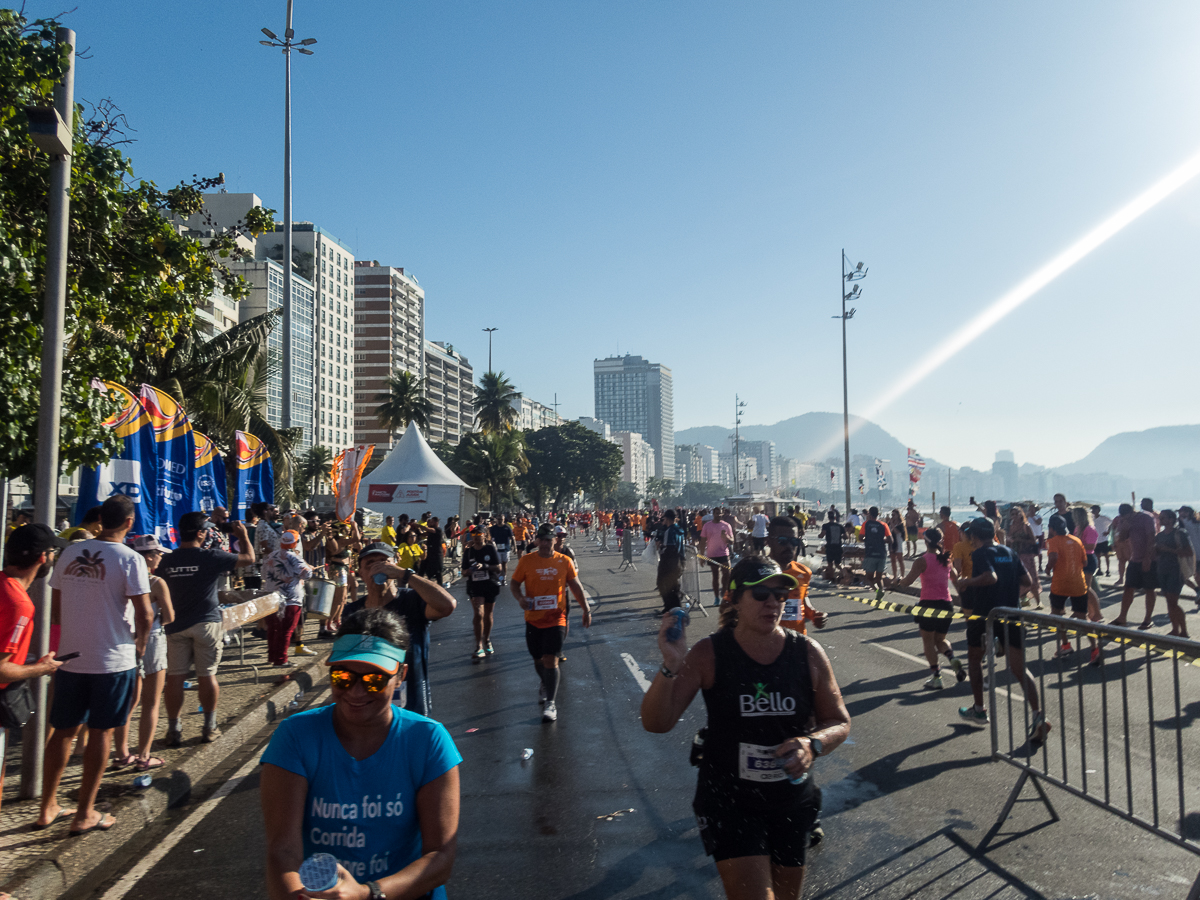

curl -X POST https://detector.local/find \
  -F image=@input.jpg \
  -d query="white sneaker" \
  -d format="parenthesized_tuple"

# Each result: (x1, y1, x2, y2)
(923, 673, 944, 690)
(538, 683, 547, 705)
(542, 701, 557, 722)
(293, 645, 318, 657)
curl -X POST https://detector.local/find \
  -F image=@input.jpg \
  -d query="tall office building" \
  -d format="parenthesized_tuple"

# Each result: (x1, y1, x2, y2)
(229, 258, 316, 451)
(258, 223, 356, 451)
(424, 340, 475, 445)
(352, 262, 425, 448)
(593, 355, 674, 482)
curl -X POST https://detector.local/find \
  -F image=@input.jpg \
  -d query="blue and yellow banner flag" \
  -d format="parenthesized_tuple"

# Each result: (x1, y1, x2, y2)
(193, 431, 228, 514)
(233, 430, 273, 519)
(139, 384, 197, 547)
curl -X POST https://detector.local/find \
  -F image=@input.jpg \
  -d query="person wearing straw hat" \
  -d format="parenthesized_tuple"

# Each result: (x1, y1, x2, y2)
(261, 608, 461, 900)
(263, 529, 315, 673)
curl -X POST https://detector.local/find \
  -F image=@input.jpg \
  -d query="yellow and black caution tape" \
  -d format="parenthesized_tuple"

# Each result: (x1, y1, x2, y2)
(831, 589, 1200, 668)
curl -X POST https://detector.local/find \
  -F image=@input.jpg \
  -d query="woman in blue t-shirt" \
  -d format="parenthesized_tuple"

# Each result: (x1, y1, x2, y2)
(261, 609, 462, 900)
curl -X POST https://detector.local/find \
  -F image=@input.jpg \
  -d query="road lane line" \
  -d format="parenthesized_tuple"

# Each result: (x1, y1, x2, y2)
(99, 745, 268, 900)
(863, 641, 1012, 700)
(621, 652, 652, 693)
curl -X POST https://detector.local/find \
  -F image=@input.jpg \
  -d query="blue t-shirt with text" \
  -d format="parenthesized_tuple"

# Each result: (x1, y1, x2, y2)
(261, 704, 462, 894)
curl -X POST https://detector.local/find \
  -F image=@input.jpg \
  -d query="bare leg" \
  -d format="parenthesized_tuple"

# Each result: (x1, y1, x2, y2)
(920, 630, 939, 669)
(197, 675, 220, 723)
(967, 644, 986, 709)
(113, 674, 144, 762)
(138, 669, 166, 760)
(1141, 589, 1157, 627)
(72, 727, 114, 831)
(715, 855, 773, 900)
(1164, 593, 1188, 637)
(36, 727, 79, 826)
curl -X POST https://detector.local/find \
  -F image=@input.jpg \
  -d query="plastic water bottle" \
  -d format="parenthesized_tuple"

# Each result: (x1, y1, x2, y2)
(665, 608, 689, 643)
(132, 774, 153, 789)
(298, 853, 339, 892)
(183, 680, 196, 690)
(373, 572, 388, 585)
(521, 748, 534, 761)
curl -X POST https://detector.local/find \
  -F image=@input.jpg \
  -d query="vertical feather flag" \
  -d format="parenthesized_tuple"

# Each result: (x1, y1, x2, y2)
(907, 448, 926, 497)
(75, 382, 160, 538)
(193, 432, 228, 513)
(331, 445, 374, 522)
(138, 385, 197, 548)
(233, 431, 274, 520)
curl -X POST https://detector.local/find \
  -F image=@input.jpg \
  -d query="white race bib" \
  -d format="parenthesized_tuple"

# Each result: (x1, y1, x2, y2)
(496, 544, 508, 552)
(739, 742, 787, 782)
(782, 597, 800, 621)
(533, 595, 559, 611)
(471, 569, 488, 581)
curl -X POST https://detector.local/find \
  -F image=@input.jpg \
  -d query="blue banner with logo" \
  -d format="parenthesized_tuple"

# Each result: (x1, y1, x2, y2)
(233, 430, 273, 519)
(193, 431, 228, 513)
(139, 384, 197, 548)
(75, 382, 160, 538)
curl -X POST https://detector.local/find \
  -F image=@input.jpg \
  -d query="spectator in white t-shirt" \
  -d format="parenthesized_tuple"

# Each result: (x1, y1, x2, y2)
(35, 495, 153, 835)
(750, 506, 771, 554)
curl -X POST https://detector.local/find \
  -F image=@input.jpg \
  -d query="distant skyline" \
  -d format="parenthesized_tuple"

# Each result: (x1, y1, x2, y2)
(29, 1, 1200, 469)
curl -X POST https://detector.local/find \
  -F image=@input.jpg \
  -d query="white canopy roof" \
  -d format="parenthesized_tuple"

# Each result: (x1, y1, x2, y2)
(361, 425, 471, 490)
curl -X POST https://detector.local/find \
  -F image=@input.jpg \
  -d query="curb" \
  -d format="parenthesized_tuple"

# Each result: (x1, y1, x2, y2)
(1, 653, 329, 900)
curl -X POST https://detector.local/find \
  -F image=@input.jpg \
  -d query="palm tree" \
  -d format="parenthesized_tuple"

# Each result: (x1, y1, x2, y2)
(454, 430, 528, 510)
(297, 445, 335, 500)
(374, 369, 433, 442)
(474, 371, 521, 434)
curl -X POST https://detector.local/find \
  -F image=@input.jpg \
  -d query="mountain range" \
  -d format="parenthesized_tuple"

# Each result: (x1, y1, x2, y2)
(675, 414, 1199, 478)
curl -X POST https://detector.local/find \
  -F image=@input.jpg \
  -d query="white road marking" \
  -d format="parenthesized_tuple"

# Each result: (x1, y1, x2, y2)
(863, 641, 1010, 699)
(621, 652, 652, 693)
(100, 744, 267, 898)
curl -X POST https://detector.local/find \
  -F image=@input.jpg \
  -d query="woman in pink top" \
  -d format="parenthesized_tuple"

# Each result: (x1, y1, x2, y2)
(892, 527, 965, 690)
(1072, 507, 1103, 622)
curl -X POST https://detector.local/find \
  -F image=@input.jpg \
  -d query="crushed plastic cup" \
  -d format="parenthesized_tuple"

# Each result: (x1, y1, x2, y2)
(299, 852, 340, 892)
(183, 680, 197, 690)
(665, 608, 689, 643)
(521, 748, 534, 761)
(132, 774, 153, 789)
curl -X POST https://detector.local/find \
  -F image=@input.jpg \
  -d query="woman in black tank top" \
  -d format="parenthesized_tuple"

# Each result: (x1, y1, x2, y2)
(641, 558, 851, 900)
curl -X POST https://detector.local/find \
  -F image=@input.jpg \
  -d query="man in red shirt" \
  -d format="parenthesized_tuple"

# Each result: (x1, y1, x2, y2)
(0, 524, 66, 814)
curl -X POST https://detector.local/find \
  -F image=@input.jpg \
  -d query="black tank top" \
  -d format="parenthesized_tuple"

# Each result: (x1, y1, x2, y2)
(699, 628, 815, 809)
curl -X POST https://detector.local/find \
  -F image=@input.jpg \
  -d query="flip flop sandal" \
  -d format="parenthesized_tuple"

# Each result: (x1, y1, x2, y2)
(30, 808, 73, 831)
(110, 754, 138, 770)
(69, 813, 116, 836)
(135, 756, 165, 772)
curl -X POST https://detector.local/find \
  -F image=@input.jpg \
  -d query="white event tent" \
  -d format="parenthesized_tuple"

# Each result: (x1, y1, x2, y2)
(356, 425, 478, 524)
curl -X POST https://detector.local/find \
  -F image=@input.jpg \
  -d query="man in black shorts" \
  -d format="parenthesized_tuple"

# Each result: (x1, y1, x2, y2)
(951, 518, 1049, 745)
(489, 516, 514, 585)
(819, 511, 844, 569)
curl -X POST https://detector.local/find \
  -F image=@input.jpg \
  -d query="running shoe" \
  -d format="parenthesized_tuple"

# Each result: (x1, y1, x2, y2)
(538, 682, 547, 705)
(485, 642, 495, 654)
(923, 673, 944, 690)
(949, 657, 966, 683)
(875, 587, 885, 601)
(1089, 646, 1102, 667)
(1029, 711, 1051, 746)
(542, 701, 557, 723)
(958, 705, 989, 725)
(808, 824, 825, 847)
(201, 725, 223, 743)
(165, 727, 183, 748)
(473, 649, 486, 660)
(1054, 643, 1073, 659)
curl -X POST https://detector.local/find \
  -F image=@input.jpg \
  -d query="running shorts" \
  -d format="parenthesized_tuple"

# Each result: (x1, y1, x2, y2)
(965, 616, 1022, 650)
(1126, 561, 1157, 592)
(694, 782, 821, 867)
(906, 526, 920, 540)
(496, 548, 510, 563)
(826, 545, 843, 566)
(525, 623, 566, 660)
(49, 668, 137, 731)
(1095, 541, 1111, 555)
(752, 536, 767, 552)
(915, 600, 953, 634)
(862, 555, 887, 575)
(1049, 593, 1089, 615)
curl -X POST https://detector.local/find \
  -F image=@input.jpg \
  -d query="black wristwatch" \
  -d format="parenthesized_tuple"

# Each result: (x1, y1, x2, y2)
(366, 880, 386, 899)
(808, 737, 824, 758)
(401, 567, 415, 586)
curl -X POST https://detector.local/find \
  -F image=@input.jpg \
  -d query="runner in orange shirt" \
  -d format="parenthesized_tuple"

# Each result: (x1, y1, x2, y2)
(510, 523, 591, 722)
(768, 515, 826, 635)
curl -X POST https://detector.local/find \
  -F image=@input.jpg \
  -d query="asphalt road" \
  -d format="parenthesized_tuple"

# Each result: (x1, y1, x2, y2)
(85, 539, 1200, 900)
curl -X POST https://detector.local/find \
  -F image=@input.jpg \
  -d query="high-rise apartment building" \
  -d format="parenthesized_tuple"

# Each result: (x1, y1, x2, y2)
(511, 397, 562, 432)
(424, 340, 475, 445)
(258, 223, 356, 451)
(735, 440, 777, 491)
(593, 355, 674, 481)
(352, 262, 425, 449)
(229, 258, 316, 451)
(675, 443, 720, 485)
(613, 431, 656, 495)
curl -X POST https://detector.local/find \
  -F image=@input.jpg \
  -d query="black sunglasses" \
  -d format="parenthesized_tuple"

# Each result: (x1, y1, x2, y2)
(743, 585, 789, 602)
(329, 667, 392, 693)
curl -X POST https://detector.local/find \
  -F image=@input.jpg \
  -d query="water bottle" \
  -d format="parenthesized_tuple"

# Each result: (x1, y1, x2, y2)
(521, 748, 534, 761)
(183, 680, 197, 690)
(372, 572, 388, 585)
(132, 774, 153, 789)
(665, 607, 689, 643)
(298, 852, 340, 892)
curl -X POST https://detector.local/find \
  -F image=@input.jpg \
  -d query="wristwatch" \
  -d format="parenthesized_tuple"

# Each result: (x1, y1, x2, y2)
(807, 736, 824, 758)
(401, 567, 415, 586)
(366, 881, 386, 899)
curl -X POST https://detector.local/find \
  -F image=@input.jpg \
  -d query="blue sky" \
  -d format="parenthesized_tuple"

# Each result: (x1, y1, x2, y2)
(33, 1, 1200, 469)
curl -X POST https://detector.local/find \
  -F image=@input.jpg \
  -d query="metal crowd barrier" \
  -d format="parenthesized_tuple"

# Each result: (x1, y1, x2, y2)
(984, 607, 1200, 897)
(679, 547, 710, 618)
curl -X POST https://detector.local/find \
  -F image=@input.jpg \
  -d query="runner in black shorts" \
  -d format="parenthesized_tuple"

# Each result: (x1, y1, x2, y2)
(462, 528, 501, 660)
(951, 518, 1050, 745)
(640, 558, 851, 899)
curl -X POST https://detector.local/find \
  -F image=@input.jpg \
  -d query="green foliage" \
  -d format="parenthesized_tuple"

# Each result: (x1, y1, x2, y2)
(681, 481, 728, 507)
(374, 369, 433, 437)
(473, 371, 521, 434)
(0, 11, 271, 478)
(611, 481, 641, 509)
(645, 477, 674, 500)
(295, 444, 334, 504)
(450, 430, 527, 510)
(519, 422, 623, 515)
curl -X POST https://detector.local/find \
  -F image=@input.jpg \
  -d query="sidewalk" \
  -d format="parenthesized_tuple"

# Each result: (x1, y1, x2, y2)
(0, 617, 333, 900)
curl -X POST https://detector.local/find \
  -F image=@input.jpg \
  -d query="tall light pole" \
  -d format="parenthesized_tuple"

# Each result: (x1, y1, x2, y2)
(260, 2, 316, 432)
(734, 395, 747, 491)
(482, 327, 497, 373)
(835, 250, 867, 516)
(20, 26, 75, 800)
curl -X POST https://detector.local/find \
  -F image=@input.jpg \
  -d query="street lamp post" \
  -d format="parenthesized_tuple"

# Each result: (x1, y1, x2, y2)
(20, 26, 75, 799)
(260, 2, 316, 433)
(835, 250, 867, 517)
(734, 395, 747, 492)
(482, 327, 497, 373)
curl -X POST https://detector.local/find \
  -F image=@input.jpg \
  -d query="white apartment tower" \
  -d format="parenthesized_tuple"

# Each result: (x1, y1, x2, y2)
(353, 262, 425, 448)
(424, 340, 475, 445)
(593, 355, 675, 482)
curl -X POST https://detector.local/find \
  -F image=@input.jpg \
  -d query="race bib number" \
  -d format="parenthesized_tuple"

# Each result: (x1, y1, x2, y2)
(496, 544, 508, 552)
(739, 742, 787, 782)
(532, 595, 559, 611)
(782, 597, 800, 621)
(471, 569, 488, 581)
